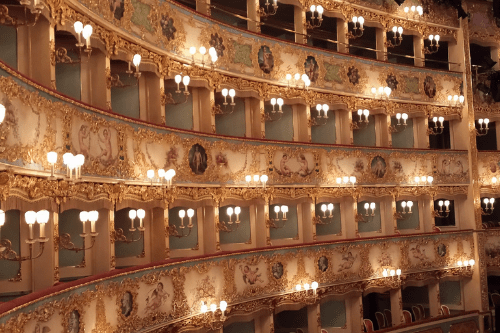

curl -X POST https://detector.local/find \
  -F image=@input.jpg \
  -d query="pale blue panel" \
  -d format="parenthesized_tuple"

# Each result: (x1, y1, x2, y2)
(0, 210, 20, 281)
(169, 207, 198, 250)
(59, 209, 84, 267)
(391, 117, 414, 148)
(357, 201, 381, 233)
(224, 320, 255, 333)
(164, 83, 193, 130)
(265, 104, 294, 141)
(315, 202, 341, 236)
(440, 281, 461, 305)
(215, 97, 246, 137)
(219, 205, 251, 244)
(353, 114, 376, 147)
(320, 300, 346, 328)
(311, 111, 336, 144)
(111, 74, 140, 119)
(0, 26, 17, 69)
(115, 208, 144, 258)
(270, 204, 298, 240)
(396, 200, 420, 230)
(55, 50, 81, 100)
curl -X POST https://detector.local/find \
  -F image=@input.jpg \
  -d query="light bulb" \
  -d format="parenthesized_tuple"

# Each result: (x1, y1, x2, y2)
(37, 210, 50, 224)
(358, 17, 364, 25)
(357, 109, 363, 116)
(448, 95, 452, 101)
(274, 205, 280, 213)
(253, 175, 259, 182)
(421, 176, 427, 182)
(210, 304, 216, 312)
(428, 176, 433, 183)
(402, 113, 408, 120)
(201, 302, 207, 313)
(286, 73, 292, 81)
(132, 54, 141, 67)
(438, 200, 443, 207)
(234, 206, 241, 215)
(317, 5, 323, 14)
(491, 198, 496, 204)
(363, 109, 369, 117)
(82, 24, 93, 40)
(229, 89, 235, 97)
(175, 75, 182, 84)
(397, 27, 403, 34)
(453, 95, 458, 101)
(392, 26, 397, 33)
(80, 211, 89, 222)
(260, 175, 268, 182)
(137, 209, 145, 219)
(321, 204, 327, 212)
(350, 176, 356, 183)
(484, 198, 489, 205)
(310, 4, 316, 12)
(47, 151, 57, 164)
(208, 47, 216, 57)
(199, 47, 206, 55)
(407, 201, 413, 207)
(444, 200, 450, 207)
(89, 211, 98, 222)
(316, 104, 322, 112)
(222, 88, 228, 97)
(0, 104, 5, 123)
(158, 169, 165, 178)
(327, 203, 334, 211)
(457, 260, 462, 266)
(323, 104, 329, 112)
(396, 268, 401, 276)
(281, 205, 288, 213)
(383, 269, 388, 277)
(401, 201, 407, 208)
(371, 87, 377, 94)
(245, 175, 251, 182)
(147, 169, 154, 179)
(301, 74, 309, 82)
(129, 210, 137, 219)
(415, 176, 420, 183)
(294, 73, 300, 81)
(304, 283, 310, 290)
(429, 35, 434, 41)
(74, 21, 83, 34)
(182, 75, 190, 86)
(364, 203, 369, 209)
(343, 176, 349, 183)
(493, 177, 498, 184)
(179, 210, 185, 218)
(189, 46, 196, 55)
(220, 301, 227, 312)
(296, 284, 301, 291)
(390, 269, 395, 276)
(312, 281, 318, 290)
(25, 211, 36, 224)
(352, 16, 357, 23)
(470, 259, 475, 266)
(277, 98, 284, 106)
(439, 117, 444, 123)
(384, 86, 392, 97)
(404, 7, 409, 13)
(187, 209, 194, 218)
(227, 207, 234, 216)
(370, 202, 376, 209)
(271, 98, 276, 105)
(396, 113, 401, 120)
(435, 35, 440, 42)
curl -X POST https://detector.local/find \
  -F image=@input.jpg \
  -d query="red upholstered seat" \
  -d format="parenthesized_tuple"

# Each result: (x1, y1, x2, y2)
(363, 318, 374, 332)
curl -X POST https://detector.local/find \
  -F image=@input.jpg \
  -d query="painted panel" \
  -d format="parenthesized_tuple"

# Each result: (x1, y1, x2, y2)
(111, 74, 140, 119)
(0, 210, 20, 281)
(320, 300, 346, 328)
(168, 206, 198, 250)
(115, 208, 144, 258)
(315, 202, 341, 236)
(311, 112, 336, 144)
(265, 104, 293, 141)
(59, 209, 85, 267)
(391, 117, 414, 148)
(269, 204, 298, 240)
(219, 205, 251, 244)
(215, 97, 246, 137)
(357, 200, 381, 233)
(396, 200, 420, 230)
(353, 115, 376, 147)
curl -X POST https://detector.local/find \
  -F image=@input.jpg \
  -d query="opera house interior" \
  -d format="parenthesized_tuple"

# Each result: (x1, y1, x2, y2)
(3, 0, 500, 332)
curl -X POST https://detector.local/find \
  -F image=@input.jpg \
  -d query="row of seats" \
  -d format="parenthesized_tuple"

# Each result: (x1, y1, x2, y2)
(363, 305, 450, 332)
(482, 222, 500, 229)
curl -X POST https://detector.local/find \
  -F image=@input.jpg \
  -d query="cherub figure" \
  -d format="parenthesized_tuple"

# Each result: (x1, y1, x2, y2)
(98, 128, 112, 163)
(144, 282, 170, 314)
(410, 244, 428, 261)
(279, 154, 292, 176)
(297, 154, 309, 176)
(78, 125, 90, 158)
(239, 265, 264, 285)
(338, 252, 357, 272)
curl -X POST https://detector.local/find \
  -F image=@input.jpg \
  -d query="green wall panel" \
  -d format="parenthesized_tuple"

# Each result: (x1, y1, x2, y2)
(224, 320, 255, 333)
(59, 209, 85, 267)
(311, 112, 336, 144)
(0, 26, 17, 69)
(265, 104, 293, 141)
(111, 74, 140, 119)
(55, 50, 81, 101)
(320, 300, 346, 328)
(115, 208, 144, 258)
(164, 84, 193, 130)
(353, 114, 376, 147)
(0, 210, 20, 281)
(440, 281, 462, 305)
(391, 117, 414, 148)
(215, 97, 246, 137)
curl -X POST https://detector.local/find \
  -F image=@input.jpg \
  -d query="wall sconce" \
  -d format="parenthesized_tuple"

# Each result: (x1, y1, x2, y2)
(476, 118, 490, 136)
(382, 268, 402, 280)
(0, 2, 44, 27)
(313, 203, 334, 225)
(0, 210, 50, 262)
(292, 281, 319, 303)
(169, 208, 194, 238)
(492, 177, 498, 187)
(63, 153, 84, 180)
(395, 201, 413, 220)
(47, 152, 57, 180)
(432, 200, 450, 218)
(456, 259, 474, 272)
(114, 209, 146, 244)
(198, 300, 228, 330)
(356, 202, 376, 223)
(424, 35, 440, 54)
(414, 176, 433, 186)
(311, 104, 330, 126)
(266, 98, 284, 122)
(76, 23, 93, 54)
(386, 26, 403, 48)
(336, 176, 356, 186)
(258, 0, 278, 17)
(245, 174, 268, 188)
(447, 94, 464, 107)
(147, 169, 176, 186)
(307, 5, 323, 29)
(189, 46, 217, 67)
(126, 54, 141, 78)
(348, 16, 364, 39)
(403, 5, 423, 18)
(219, 206, 241, 233)
(389, 113, 408, 133)
(371, 86, 391, 99)
(0, 104, 5, 124)
(214, 88, 236, 115)
(268, 205, 288, 229)
(208, 47, 218, 68)
(427, 116, 445, 135)
(59, 210, 99, 253)
(351, 109, 370, 130)
(482, 198, 495, 215)
(174, 74, 190, 95)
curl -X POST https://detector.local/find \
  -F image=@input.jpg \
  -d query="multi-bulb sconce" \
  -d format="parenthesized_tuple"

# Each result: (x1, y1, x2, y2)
(424, 35, 440, 54)
(189, 46, 218, 68)
(348, 16, 364, 39)
(313, 203, 334, 225)
(447, 94, 464, 107)
(198, 300, 228, 330)
(285, 73, 311, 89)
(414, 176, 434, 185)
(292, 281, 319, 304)
(311, 104, 330, 126)
(455, 259, 475, 274)
(389, 113, 409, 133)
(356, 202, 376, 223)
(482, 198, 495, 215)
(114, 209, 146, 244)
(403, 5, 423, 18)
(427, 116, 445, 135)
(245, 174, 268, 188)
(59, 211, 99, 252)
(395, 201, 413, 221)
(219, 206, 241, 233)
(147, 169, 176, 187)
(307, 5, 324, 29)
(258, 0, 278, 17)
(125, 54, 142, 78)
(336, 176, 357, 186)
(169, 208, 195, 238)
(62, 153, 85, 180)
(371, 86, 392, 99)
(433, 200, 450, 218)
(74, 21, 93, 54)
(352, 109, 370, 130)
(0, 210, 49, 262)
(0, 0, 44, 26)
(475, 118, 490, 136)
(268, 205, 288, 229)
(387, 26, 403, 48)
(382, 268, 402, 280)
(266, 98, 285, 122)
(214, 88, 236, 115)
(174, 74, 191, 95)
